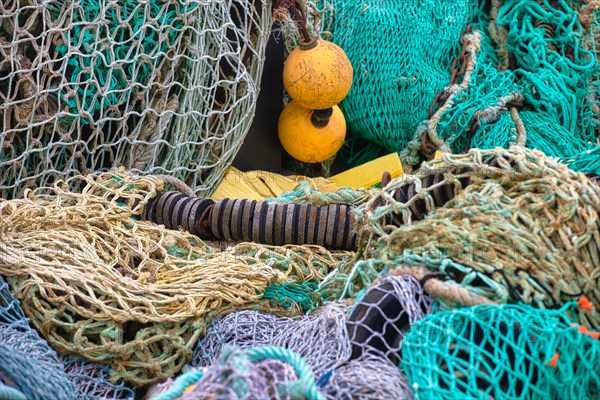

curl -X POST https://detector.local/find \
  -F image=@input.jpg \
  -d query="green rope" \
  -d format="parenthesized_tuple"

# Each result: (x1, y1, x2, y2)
(267, 181, 370, 206)
(152, 346, 325, 400)
(261, 282, 320, 312)
(245, 346, 325, 400)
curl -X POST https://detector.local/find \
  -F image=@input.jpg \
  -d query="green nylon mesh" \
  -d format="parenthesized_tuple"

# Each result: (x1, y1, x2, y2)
(328, 0, 468, 158)
(323, 0, 599, 169)
(401, 303, 600, 399)
(0, 0, 271, 199)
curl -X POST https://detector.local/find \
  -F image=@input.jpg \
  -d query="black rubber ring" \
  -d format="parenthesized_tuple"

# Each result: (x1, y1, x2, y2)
(169, 194, 189, 229)
(279, 203, 289, 246)
(245, 200, 257, 242)
(258, 202, 269, 244)
(331, 204, 341, 249)
(215, 199, 229, 240)
(312, 206, 321, 245)
(291, 203, 301, 245)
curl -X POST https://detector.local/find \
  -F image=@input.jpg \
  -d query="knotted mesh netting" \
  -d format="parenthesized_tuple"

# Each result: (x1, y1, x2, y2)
(0, 170, 353, 387)
(182, 349, 302, 400)
(401, 303, 600, 399)
(320, 354, 413, 400)
(346, 275, 433, 364)
(0, 0, 271, 198)
(154, 346, 323, 400)
(321, 0, 599, 168)
(355, 146, 600, 329)
(189, 274, 434, 399)
(60, 357, 136, 400)
(0, 276, 77, 400)
(192, 302, 352, 378)
(327, 0, 470, 161)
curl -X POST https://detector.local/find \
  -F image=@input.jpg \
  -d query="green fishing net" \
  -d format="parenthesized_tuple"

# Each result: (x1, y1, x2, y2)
(328, 0, 469, 160)
(322, 0, 599, 169)
(401, 302, 600, 399)
(355, 146, 600, 329)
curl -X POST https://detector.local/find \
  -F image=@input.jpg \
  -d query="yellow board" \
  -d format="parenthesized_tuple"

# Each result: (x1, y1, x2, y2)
(329, 153, 404, 189)
(210, 167, 339, 201)
(210, 152, 403, 200)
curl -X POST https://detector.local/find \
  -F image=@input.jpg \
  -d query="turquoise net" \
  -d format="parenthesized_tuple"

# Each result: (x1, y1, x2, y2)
(0, 276, 76, 400)
(322, 0, 599, 169)
(401, 302, 600, 399)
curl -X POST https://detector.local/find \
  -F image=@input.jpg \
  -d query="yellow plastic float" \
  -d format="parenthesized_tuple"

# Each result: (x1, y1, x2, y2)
(278, 101, 346, 163)
(283, 38, 354, 110)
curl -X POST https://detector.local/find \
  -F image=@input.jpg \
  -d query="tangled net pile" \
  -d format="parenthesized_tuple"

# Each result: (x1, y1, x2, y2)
(0, 171, 351, 386)
(192, 302, 351, 378)
(156, 346, 322, 400)
(0, 0, 271, 198)
(1, 0, 599, 398)
(356, 146, 600, 328)
(0, 148, 597, 397)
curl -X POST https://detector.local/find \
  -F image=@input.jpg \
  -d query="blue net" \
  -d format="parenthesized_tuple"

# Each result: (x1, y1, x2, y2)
(61, 356, 136, 400)
(0, 276, 76, 400)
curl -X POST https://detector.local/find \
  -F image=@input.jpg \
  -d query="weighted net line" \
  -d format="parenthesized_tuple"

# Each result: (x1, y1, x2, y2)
(0, 170, 352, 386)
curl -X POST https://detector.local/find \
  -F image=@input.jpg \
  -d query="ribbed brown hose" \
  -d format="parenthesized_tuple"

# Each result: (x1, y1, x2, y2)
(210, 199, 357, 250)
(141, 191, 214, 239)
(141, 194, 358, 250)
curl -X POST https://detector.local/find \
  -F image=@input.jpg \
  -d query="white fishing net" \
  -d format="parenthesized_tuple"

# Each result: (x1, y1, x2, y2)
(189, 274, 434, 399)
(321, 354, 413, 400)
(192, 302, 352, 378)
(0, 0, 272, 199)
(60, 357, 136, 400)
(346, 275, 434, 364)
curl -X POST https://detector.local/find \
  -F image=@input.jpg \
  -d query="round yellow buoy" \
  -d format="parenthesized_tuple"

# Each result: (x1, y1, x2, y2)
(283, 39, 353, 110)
(278, 101, 346, 163)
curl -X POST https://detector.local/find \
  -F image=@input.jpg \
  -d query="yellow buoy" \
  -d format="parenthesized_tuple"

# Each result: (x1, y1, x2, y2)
(283, 39, 353, 110)
(278, 101, 346, 163)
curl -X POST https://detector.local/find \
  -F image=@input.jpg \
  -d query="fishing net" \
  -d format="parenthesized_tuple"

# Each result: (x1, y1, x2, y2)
(402, 302, 600, 399)
(192, 302, 351, 378)
(326, 0, 470, 165)
(190, 274, 433, 399)
(346, 275, 434, 364)
(0, 171, 351, 387)
(0, 276, 77, 400)
(0, 0, 272, 199)
(561, 145, 600, 175)
(320, 0, 599, 168)
(320, 354, 413, 400)
(315, 275, 432, 400)
(61, 356, 136, 400)
(356, 146, 600, 329)
(155, 346, 322, 400)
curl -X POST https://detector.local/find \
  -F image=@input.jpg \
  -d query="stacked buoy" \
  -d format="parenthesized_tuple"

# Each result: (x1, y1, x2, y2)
(279, 38, 353, 163)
